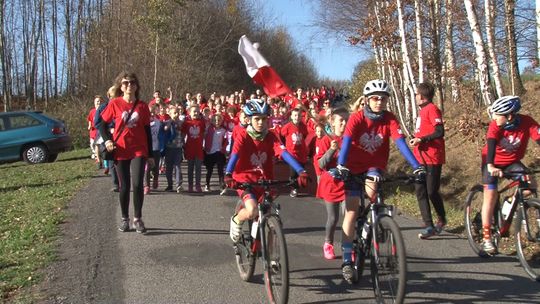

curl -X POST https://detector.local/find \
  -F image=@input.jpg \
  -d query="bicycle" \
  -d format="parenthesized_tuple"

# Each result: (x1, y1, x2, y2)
(232, 179, 292, 304)
(347, 174, 409, 304)
(464, 169, 540, 281)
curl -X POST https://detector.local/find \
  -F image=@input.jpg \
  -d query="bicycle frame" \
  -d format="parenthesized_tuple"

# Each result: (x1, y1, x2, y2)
(497, 175, 538, 239)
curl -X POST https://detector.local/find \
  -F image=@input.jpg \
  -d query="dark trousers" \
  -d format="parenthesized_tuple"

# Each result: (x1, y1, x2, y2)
(116, 157, 146, 219)
(415, 164, 446, 227)
(204, 151, 226, 186)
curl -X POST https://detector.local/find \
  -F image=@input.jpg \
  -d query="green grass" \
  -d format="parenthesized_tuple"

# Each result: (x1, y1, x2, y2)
(0, 149, 95, 301)
(385, 184, 465, 234)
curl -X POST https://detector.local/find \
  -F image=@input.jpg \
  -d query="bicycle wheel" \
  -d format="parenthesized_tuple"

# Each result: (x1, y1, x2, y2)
(263, 215, 289, 304)
(515, 198, 540, 281)
(370, 216, 406, 304)
(234, 200, 256, 281)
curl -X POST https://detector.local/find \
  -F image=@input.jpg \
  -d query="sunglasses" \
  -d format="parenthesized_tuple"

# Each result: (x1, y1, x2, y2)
(121, 80, 137, 86)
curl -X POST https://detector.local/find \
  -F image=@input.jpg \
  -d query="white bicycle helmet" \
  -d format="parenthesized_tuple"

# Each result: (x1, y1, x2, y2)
(489, 95, 521, 115)
(244, 99, 270, 116)
(363, 79, 391, 97)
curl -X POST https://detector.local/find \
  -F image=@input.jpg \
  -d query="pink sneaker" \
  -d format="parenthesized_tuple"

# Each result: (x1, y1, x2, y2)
(144, 186, 150, 195)
(323, 243, 335, 260)
(195, 185, 202, 193)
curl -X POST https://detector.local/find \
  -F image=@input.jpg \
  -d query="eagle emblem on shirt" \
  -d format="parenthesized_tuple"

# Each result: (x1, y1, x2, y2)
(359, 131, 384, 154)
(122, 111, 140, 128)
(189, 125, 201, 138)
(500, 135, 521, 153)
(250, 151, 268, 168)
(291, 132, 303, 145)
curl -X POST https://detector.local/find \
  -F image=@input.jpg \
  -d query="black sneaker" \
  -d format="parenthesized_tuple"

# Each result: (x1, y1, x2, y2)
(118, 218, 130, 232)
(133, 219, 147, 234)
(111, 186, 119, 192)
(164, 186, 173, 192)
(342, 262, 354, 283)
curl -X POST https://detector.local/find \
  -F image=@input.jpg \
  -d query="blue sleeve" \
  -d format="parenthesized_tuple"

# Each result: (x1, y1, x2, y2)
(395, 137, 420, 169)
(337, 136, 352, 166)
(281, 151, 304, 173)
(226, 153, 239, 173)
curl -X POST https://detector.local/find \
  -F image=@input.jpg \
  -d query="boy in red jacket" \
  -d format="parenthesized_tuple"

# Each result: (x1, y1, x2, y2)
(280, 108, 309, 197)
(181, 105, 206, 193)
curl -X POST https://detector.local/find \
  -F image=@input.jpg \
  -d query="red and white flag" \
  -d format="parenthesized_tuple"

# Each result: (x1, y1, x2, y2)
(238, 35, 292, 98)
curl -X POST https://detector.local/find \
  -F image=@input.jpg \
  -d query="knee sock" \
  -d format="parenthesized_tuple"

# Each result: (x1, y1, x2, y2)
(342, 242, 353, 263)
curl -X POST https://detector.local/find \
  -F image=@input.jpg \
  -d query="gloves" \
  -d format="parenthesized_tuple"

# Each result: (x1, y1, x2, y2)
(297, 171, 310, 188)
(224, 174, 238, 189)
(366, 168, 382, 182)
(336, 164, 350, 181)
(413, 165, 426, 183)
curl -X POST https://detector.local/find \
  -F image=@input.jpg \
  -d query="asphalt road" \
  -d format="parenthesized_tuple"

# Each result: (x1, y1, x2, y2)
(37, 168, 540, 304)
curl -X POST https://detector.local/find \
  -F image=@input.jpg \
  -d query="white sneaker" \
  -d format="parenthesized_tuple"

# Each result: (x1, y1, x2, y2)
(176, 185, 183, 193)
(290, 189, 298, 198)
(220, 188, 227, 196)
(230, 216, 243, 243)
(481, 240, 496, 256)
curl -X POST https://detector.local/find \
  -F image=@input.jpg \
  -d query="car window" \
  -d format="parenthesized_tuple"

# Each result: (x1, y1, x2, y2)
(6, 114, 42, 130)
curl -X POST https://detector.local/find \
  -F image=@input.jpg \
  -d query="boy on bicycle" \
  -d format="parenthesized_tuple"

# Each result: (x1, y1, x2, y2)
(225, 99, 310, 243)
(480, 95, 540, 255)
(336, 79, 425, 282)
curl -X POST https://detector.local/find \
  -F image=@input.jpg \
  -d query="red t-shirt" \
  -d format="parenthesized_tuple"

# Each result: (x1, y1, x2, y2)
(313, 136, 332, 176)
(343, 111, 404, 174)
(181, 118, 206, 160)
(413, 102, 445, 165)
(87, 108, 97, 139)
(148, 98, 171, 107)
(317, 170, 345, 203)
(100, 98, 151, 160)
(481, 114, 540, 166)
(280, 121, 309, 163)
(231, 129, 286, 183)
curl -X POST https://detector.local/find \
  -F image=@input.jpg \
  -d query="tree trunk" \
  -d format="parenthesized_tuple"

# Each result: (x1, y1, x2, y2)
(0, 0, 12, 111)
(414, 0, 424, 83)
(504, 0, 525, 96)
(396, 0, 417, 122)
(154, 33, 159, 92)
(485, 0, 503, 98)
(444, 0, 459, 103)
(428, 0, 444, 112)
(464, 0, 493, 105)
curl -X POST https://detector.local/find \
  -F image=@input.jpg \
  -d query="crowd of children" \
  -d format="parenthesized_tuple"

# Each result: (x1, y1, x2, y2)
(88, 86, 339, 196)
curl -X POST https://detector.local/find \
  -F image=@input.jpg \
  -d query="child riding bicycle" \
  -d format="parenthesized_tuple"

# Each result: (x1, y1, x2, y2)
(225, 99, 310, 243)
(335, 79, 425, 283)
(480, 95, 540, 256)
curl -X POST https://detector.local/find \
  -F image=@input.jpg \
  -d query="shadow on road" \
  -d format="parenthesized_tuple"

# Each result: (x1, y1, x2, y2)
(144, 227, 228, 236)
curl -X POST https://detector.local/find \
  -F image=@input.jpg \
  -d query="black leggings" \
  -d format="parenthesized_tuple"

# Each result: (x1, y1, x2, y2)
(116, 157, 146, 219)
(204, 151, 226, 186)
(415, 164, 445, 226)
(325, 202, 341, 244)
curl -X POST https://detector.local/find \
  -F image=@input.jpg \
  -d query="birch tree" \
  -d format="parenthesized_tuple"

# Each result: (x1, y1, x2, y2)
(444, 0, 459, 103)
(414, 0, 424, 83)
(484, 0, 503, 98)
(396, 0, 417, 122)
(464, 0, 493, 105)
(504, 0, 525, 95)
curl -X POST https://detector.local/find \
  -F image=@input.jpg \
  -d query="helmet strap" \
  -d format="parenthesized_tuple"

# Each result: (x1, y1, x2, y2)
(502, 114, 521, 131)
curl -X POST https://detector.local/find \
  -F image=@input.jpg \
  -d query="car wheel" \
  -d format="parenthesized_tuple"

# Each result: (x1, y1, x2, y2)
(23, 144, 49, 164)
(47, 153, 58, 162)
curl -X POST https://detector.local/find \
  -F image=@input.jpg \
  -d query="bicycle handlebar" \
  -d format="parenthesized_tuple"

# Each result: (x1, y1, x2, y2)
(502, 169, 540, 179)
(237, 179, 294, 189)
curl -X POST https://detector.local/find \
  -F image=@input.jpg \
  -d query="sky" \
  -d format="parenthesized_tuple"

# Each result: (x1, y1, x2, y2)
(252, 0, 368, 82)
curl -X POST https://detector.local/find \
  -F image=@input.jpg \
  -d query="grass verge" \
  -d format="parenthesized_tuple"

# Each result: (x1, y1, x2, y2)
(384, 182, 465, 234)
(0, 149, 95, 302)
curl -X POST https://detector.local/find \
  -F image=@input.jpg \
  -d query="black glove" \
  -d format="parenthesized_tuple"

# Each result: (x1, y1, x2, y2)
(336, 165, 350, 181)
(413, 165, 426, 183)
